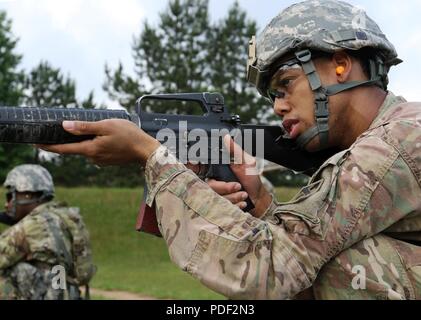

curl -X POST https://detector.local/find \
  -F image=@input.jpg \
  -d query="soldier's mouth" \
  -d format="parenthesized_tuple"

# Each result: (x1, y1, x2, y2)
(282, 119, 301, 139)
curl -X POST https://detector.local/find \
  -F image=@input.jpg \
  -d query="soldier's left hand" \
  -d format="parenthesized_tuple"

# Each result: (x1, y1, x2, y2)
(38, 120, 161, 167)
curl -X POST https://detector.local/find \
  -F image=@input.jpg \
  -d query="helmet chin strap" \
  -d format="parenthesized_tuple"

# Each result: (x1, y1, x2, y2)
(7, 189, 18, 221)
(293, 49, 387, 151)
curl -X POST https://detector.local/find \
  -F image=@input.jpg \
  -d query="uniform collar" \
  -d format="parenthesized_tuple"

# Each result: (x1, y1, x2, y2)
(369, 91, 407, 130)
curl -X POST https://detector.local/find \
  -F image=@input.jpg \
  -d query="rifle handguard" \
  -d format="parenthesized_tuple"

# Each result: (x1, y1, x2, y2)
(0, 107, 137, 144)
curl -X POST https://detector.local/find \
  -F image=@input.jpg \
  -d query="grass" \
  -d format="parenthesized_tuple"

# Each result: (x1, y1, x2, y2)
(55, 187, 225, 300)
(274, 187, 301, 202)
(1, 186, 301, 300)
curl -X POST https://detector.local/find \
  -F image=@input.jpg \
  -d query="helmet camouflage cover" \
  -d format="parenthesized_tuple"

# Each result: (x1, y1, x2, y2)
(248, 0, 401, 97)
(3, 164, 55, 196)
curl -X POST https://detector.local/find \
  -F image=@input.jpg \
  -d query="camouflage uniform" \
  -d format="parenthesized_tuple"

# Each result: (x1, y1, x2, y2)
(142, 0, 421, 299)
(0, 201, 96, 300)
(0, 165, 96, 300)
(313, 234, 421, 300)
(144, 91, 421, 300)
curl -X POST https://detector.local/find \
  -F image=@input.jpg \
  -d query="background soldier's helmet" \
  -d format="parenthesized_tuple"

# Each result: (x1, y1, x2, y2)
(248, 0, 402, 98)
(3, 164, 55, 199)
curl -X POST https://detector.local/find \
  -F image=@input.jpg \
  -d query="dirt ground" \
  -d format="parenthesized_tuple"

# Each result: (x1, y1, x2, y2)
(84, 288, 159, 300)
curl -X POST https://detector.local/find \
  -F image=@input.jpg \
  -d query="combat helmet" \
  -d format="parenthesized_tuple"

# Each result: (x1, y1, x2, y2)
(247, 0, 402, 150)
(3, 164, 55, 220)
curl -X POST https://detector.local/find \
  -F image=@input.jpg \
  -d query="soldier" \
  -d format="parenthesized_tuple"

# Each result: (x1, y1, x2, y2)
(0, 164, 96, 300)
(40, 0, 421, 299)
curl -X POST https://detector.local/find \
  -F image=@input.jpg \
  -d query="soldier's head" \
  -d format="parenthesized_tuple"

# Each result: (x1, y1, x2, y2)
(3, 164, 55, 223)
(247, 0, 401, 152)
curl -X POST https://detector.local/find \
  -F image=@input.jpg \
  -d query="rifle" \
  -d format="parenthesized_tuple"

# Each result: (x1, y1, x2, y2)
(0, 92, 336, 236)
(0, 212, 16, 226)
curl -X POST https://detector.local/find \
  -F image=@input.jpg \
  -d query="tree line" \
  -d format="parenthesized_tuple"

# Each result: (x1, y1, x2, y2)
(0, 0, 272, 187)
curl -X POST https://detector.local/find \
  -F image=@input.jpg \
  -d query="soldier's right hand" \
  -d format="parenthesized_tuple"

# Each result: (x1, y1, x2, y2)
(207, 136, 272, 218)
(185, 163, 251, 211)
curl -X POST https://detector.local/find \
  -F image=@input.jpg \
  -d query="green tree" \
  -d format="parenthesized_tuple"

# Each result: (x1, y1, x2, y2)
(105, 0, 269, 121)
(139, 0, 210, 93)
(80, 91, 97, 109)
(0, 11, 33, 180)
(23, 60, 78, 108)
(104, 62, 143, 112)
(24, 60, 97, 109)
(207, 1, 271, 123)
(0, 11, 24, 105)
(105, 0, 210, 114)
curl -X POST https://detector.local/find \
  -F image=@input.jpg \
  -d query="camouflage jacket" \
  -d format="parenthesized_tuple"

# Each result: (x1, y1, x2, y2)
(145, 92, 421, 300)
(0, 201, 95, 299)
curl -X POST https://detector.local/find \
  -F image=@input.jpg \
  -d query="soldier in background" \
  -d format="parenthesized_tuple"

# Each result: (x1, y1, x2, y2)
(0, 164, 96, 300)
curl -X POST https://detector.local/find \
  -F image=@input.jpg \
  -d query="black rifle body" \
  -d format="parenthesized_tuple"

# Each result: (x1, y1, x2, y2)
(0, 93, 334, 172)
(0, 93, 336, 213)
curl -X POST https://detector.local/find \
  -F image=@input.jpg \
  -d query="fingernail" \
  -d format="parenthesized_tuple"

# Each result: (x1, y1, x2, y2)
(235, 184, 242, 191)
(242, 193, 249, 200)
(63, 121, 75, 130)
(240, 202, 247, 209)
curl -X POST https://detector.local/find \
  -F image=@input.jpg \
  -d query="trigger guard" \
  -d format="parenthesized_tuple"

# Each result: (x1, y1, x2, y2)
(195, 163, 210, 180)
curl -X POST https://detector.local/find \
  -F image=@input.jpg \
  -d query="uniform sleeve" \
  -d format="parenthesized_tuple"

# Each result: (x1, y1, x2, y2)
(145, 125, 421, 300)
(0, 225, 28, 271)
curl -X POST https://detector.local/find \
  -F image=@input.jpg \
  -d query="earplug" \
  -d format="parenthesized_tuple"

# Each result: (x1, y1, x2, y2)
(336, 66, 345, 76)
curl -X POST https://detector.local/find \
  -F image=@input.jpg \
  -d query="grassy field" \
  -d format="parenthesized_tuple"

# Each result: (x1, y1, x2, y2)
(1, 186, 300, 300)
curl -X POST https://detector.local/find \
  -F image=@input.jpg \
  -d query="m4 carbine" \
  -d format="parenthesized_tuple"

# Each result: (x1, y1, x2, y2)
(0, 93, 336, 235)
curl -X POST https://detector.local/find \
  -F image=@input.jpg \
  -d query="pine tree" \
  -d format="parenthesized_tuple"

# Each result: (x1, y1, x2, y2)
(137, 0, 210, 93)
(104, 0, 270, 122)
(24, 60, 78, 108)
(103, 62, 144, 112)
(0, 11, 24, 106)
(0, 11, 33, 179)
(80, 91, 97, 109)
(207, 1, 271, 123)
(105, 0, 210, 114)
(0, 11, 23, 105)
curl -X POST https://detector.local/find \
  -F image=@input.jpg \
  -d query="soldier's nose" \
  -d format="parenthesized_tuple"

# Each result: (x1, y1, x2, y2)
(273, 98, 291, 118)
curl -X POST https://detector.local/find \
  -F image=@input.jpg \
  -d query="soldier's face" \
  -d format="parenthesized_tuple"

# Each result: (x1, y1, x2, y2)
(271, 61, 324, 152)
(271, 56, 347, 152)
(5, 192, 38, 221)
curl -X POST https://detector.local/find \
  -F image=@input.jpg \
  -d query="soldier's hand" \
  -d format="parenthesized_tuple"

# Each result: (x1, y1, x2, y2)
(184, 163, 251, 210)
(38, 120, 161, 167)
(206, 179, 249, 210)
(207, 136, 272, 218)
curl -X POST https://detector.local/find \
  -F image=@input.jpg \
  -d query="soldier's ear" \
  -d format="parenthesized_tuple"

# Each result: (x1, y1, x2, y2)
(332, 52, 352, 83)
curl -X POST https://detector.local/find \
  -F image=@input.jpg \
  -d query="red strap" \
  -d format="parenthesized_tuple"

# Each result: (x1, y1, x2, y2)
(136, 189, 162, 237)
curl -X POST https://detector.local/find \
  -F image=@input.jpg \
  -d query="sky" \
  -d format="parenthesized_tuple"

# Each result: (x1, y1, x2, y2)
(1, 0, 421, 108)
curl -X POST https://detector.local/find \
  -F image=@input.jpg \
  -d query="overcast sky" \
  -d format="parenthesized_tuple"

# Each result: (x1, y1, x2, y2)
(1, 0, 420, 108)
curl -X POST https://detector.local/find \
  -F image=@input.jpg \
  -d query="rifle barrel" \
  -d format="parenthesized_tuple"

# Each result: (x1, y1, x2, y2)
(0, 107, 132, 144)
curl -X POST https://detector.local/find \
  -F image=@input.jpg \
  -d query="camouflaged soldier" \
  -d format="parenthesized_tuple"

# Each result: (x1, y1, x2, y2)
(0, 165, 96, 300)
(39, 0, 421, 300)
(229, 0, 421, 299)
